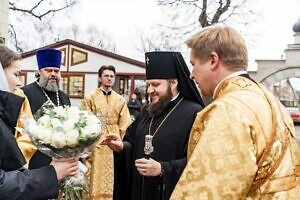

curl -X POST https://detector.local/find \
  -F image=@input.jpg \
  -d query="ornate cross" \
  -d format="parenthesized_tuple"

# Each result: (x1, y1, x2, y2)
(144, 135, 154, 158)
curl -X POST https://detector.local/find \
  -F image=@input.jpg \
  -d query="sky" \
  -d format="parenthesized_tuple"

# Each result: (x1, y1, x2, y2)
(70, 0, 163, 58)
(54, 0, 300, 70)
(250, 0, 300, 63)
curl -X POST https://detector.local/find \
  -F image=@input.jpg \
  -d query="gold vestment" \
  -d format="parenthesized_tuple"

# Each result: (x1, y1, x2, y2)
(83, 89, 131, 199)
(14, 88, 36, 167)
(171, 76, 300, 199)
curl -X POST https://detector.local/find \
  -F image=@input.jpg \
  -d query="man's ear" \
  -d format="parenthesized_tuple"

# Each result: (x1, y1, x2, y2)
(34, 70, 40, 78)
(169, 79, 178, 90)
(209, 52, 220, 70)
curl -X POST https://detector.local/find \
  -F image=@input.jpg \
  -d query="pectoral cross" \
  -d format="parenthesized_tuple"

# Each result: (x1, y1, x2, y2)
(144, 135, 154, 159)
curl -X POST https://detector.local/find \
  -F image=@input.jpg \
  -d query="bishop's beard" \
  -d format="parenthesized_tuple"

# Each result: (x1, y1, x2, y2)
(39, 75, 60, 92)
(147, 85, 173, 117)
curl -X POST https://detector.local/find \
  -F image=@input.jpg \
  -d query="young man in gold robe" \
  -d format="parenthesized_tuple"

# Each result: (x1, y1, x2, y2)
(83, 65, 131, 199)
(171, 24, 300, 199)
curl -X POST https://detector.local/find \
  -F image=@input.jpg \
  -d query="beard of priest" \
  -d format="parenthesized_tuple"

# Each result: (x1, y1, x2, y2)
(147, 80, 173, 117)
(38, 69, 60, 92)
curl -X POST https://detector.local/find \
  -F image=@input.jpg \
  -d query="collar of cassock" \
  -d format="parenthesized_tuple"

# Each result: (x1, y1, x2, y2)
(100, 88, 112, 96)
(164, 93, 182, 112)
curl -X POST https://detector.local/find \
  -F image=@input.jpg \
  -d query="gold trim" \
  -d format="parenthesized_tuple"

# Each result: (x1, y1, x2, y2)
(249, 86, 290, 192)
(262, 175, 298, 194)
(294, 165, 300, 176)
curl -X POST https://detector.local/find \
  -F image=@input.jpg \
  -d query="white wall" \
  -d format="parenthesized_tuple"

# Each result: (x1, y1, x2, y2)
(84, 74, 98, 95)
(70, 98, 82, 107)
(68, 45, 145, 74)
(26, 72, 36, 85)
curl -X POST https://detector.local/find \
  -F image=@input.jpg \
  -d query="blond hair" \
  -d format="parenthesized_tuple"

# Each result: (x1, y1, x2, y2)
(186, 24, 248, 70)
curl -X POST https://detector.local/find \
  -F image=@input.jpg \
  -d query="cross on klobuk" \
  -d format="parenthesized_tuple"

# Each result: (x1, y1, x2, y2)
(146, 57, 150, 65)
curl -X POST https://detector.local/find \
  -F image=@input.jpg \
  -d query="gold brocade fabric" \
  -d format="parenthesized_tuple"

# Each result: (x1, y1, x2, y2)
(14, 88, 36, 168)
(171, 76, 300, 199)
(83, 89, 131, 200)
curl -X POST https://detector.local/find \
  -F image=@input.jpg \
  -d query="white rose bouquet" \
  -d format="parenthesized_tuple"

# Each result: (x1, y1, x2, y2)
(19, 101, 102, 200)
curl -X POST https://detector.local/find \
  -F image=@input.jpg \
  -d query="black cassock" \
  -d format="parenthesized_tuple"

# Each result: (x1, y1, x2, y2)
(22, 81, 71, 169)
(0, 90, 58, 199)
(114, 95, 202, 200)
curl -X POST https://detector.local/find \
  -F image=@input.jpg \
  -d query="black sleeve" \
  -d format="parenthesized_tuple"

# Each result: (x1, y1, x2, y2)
(0, 166, 58, 200)
(160, 158, 187, 199)
(28, 150, 52, 169)
(159, 103, 201, 199)
(113, 121, 137, 200)
(60, 92, 71, 106)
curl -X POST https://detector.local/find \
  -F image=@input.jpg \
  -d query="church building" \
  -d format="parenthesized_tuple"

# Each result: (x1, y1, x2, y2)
(20, 39, 146, 105)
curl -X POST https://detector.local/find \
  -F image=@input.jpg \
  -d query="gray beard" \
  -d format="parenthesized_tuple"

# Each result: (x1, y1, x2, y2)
(39, 75, 60, 92)
(147, 85, 173, 117)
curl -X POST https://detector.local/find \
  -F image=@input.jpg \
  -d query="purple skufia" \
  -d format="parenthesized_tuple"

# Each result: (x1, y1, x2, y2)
(36, 48, 62, 69)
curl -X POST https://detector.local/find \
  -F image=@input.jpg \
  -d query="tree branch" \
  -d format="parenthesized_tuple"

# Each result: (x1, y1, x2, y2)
(199, 0, 208, 27)
(9, 0, 76, 20)
(8, 24, 23, 53)
(211, 0, 231, 24)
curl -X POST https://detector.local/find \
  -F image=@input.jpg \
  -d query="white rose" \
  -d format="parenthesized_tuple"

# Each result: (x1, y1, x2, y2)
(63, 119, 76, 132)
(53, 106, 66, 118)
(38, 115, 51, 128)
(38, 128, 52, 144)
(67, 107, 80, 122)
(66, 129, 80, 147)
(27, 123, 40, 139)
(87, 114, 100, 125)
(51, 131, 67, 148)
(51, 118, 63, 129)
(93, 123, 102, 134)
(24, 119, 37, 128)
(81, 123, 101, 138)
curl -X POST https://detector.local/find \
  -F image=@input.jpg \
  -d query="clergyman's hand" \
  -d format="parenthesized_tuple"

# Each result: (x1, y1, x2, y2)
(51, 158, 79, 181)
(101, 134, 124, 152)
(135, 158, 162, 177)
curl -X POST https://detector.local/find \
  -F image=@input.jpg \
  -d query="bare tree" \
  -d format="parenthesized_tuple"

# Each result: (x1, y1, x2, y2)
(56, 24, 117, 52)
(8, 0, 116, 53)
(9, 0, 77, 20)
(136, 0, 257, 52)
(8, 0, 78, 52)
(158, 0, 256, 27)
(133, 25, 184, 53)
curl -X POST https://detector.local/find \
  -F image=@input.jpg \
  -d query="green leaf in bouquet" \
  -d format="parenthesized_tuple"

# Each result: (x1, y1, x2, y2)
(78, 135, 92, 144)
(74, 121, 87, 130)
(33, 100, 55, 120)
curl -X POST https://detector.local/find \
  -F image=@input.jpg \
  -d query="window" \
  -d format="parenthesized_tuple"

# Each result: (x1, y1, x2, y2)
(71, 48, 88, 66)
(61, 74, 84, 98)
